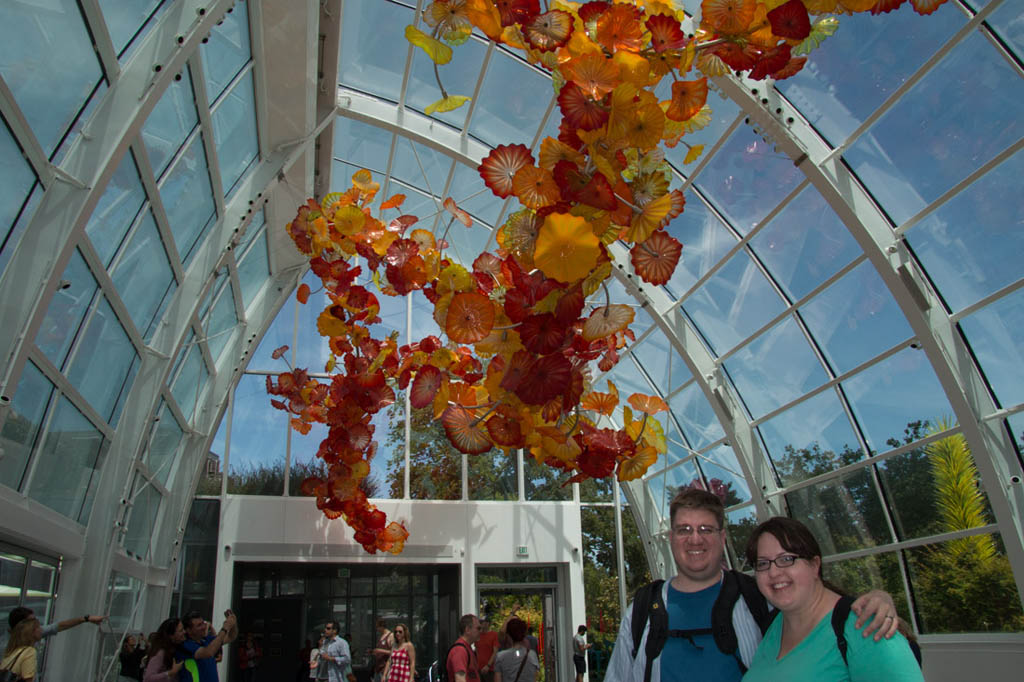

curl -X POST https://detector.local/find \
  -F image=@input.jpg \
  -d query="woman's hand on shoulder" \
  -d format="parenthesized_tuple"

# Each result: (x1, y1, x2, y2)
(170, 659, 183, 675)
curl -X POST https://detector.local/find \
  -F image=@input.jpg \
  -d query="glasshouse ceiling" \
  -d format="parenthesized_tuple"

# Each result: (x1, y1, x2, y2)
(0, 0, 1022, 638)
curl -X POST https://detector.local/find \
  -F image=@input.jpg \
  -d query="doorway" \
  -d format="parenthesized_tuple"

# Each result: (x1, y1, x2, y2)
(478, 566, 563, 682)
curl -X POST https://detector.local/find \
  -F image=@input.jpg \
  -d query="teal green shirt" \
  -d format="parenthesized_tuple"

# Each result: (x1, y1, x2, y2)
(742, 607, 923, 682)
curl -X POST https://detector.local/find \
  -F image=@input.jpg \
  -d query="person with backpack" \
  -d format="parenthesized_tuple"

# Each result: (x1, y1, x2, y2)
(742, 516, 923, 680)
(445, 614, 482, 682)
(605, 487, 901, 682)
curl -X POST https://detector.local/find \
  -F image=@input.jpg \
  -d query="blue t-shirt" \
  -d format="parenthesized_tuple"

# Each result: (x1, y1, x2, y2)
(178, 635, 219, 682)
(661, 581, 744, 682)
(742, 606, 923, 682)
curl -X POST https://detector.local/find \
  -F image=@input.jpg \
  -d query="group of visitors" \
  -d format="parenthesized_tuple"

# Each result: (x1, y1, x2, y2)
(606, 486, 925, 682)
(444, 612, 543, 682)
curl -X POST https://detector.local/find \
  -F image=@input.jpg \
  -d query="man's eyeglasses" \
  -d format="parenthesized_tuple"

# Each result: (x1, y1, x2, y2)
(753, 555, 800, 571)
(672, 524, 721, 537)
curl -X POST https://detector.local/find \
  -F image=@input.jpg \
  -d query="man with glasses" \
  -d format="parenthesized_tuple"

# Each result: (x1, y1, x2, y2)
(318, 621, 350, 682)
(606, 487, 900, 682)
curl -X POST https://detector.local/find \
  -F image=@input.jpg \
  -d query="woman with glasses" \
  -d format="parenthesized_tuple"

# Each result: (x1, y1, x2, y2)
(741, 517, 923, 681)
(381, 623, 415, 682)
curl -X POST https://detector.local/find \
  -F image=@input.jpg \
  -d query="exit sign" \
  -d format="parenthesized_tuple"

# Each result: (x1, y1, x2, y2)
(516, 546, 529, 557)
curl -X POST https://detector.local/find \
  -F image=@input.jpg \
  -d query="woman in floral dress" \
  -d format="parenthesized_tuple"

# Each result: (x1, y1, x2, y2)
(382, 623, 415, 682)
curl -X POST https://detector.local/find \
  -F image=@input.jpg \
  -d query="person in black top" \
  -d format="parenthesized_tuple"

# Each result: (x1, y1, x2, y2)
(119, 634, 145, 681)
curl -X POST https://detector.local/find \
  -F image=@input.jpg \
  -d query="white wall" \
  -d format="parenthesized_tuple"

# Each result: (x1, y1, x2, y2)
(919, 636, 1024, 681)
(212, 496, 588, 680)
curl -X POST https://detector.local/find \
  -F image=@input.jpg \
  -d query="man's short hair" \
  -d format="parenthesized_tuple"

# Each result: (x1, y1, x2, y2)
(577, 624, 587, 634)
(182, 611, 205, 629)
(7, 606, 33, 630)
(458, 613, 477, 635)
(326, 620, 341, 633)
(669, 486, 725, 528)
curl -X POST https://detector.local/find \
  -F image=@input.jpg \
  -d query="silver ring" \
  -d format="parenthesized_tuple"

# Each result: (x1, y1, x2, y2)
(884, 616, 894, 620)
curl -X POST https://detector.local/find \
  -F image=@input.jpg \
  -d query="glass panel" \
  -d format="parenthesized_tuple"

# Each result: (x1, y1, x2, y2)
(289, 421, 326, 497)
(66, 297, 139, 426)
(907, 148, 1024, 313)
(749, 187, 860, 302)
(699, 445, 751, 505)
(1009, 412, 1024, 455)
(28, 395, 106, 523)
(724, 316, 828, 420)
(171, 340, 210, 423)
(823, 552, 909, 621)
(227, 373, 286, 495)
(0, 0, 102, 156)
(683, 250, 785, 355)
(0, 119, 37, 253)
(785, 466, 892, 554)
(987, 0, 1024, 59)
(159, 134, 217, 265)
(249, 289, 294, 372)
(97, 0, 166, 57)
(294, 270, 333, 372)
(579, 476, 613, 504)
(668, 382, 724, 451)
(905, 533, 1024, 633)
(841, 348, 951, 454)
(524, 453, 569, 501)
(628, 333, 682, 397)
(0, 182, 42, 277)
(0, 362, 54, 491)
(0, 553, 27, 610)
(124, 477, 161, 559)
(406, 38, 486, 130)
(201, 0, 251, 103)
(843, 30, 1024, 226)
(644, 458, 700, 524)
(211, 71, 259, 197)
(143, 67, 199, 179)
(335, 117, 392, 174)
(694, 131, 802, 237)
(470, 49, 551, 147)
(758, 388, 862, 486)
(36, 250, 98, 369)
(406, 406, 460, 500)
(368, 407, 402, 500)
(465, 449, 516, 501)
(237, 231, 270, 308)
(661, 190, 737, 300)
(777, 3, 962, 147)
(237, 207, 265, 253)
(86, 151, 147, 267)
(198, 417, 226, 496)
(199, 268, 230, 322)
(724, 505, 758, 568)
(339, 0, 409, 101)
(111, 210, 176, 337)
(603, 354, 654, 402)
(800, 261, 912, 374)
(203, 285, 239, 362)
(450, 166, 505, 244)
(876, 443, 942, 542)
(390, 137, 449, 192)
(662, 91, 740, 177)
(146, 401, 184, 487)
(957, 288, 1024, 410)
(107, 572, 143, 632)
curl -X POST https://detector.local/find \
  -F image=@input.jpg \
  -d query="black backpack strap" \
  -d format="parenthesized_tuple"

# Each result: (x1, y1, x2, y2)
(831, 595, 855, 666)
(629, 579, 667, 682)
(711, 570, 775, 674)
